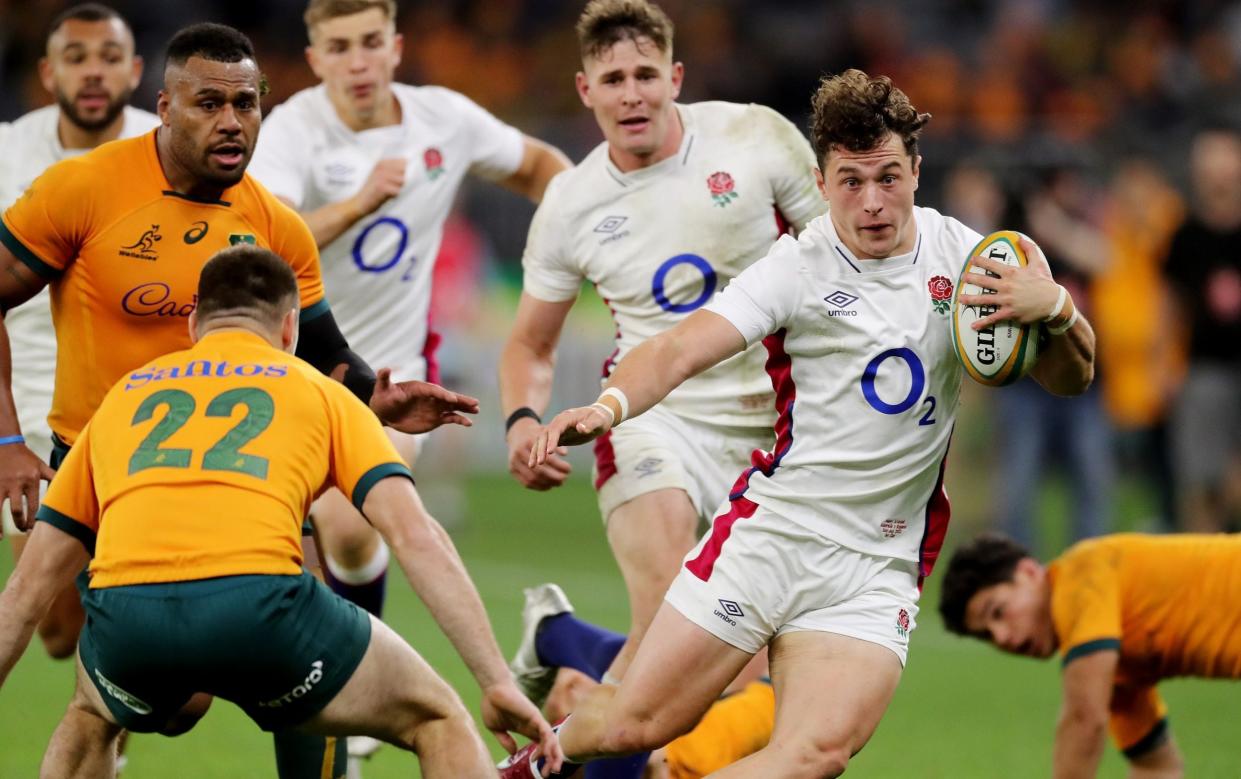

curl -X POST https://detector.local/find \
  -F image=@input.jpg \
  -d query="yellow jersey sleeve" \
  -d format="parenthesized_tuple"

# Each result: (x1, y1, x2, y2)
(1109, 681, 1169, 757)
(665, 681, 775, 779)
(322, 380, 411, 509)
(267, 197, 326, 319)
(0, 156, 97, 278)
(35, 421, 100, 552)
(1050, 544, 1123, 665)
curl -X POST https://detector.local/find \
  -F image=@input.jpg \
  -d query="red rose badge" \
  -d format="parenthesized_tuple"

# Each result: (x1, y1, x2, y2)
(707, 171, 739, 207)
(424, 147, 445, 180)
(897, 608, 911, 636)
(928, 275, 953, 315)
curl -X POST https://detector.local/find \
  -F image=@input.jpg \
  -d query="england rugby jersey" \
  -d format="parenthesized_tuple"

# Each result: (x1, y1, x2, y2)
(250, 84, 524, 381)
(0, 105, 159, 447)
(702, 207, 979, 576)
(523, 102, 824, 427)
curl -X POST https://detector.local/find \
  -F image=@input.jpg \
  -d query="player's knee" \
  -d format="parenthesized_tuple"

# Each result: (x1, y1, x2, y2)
(160, 693, 212, 737)
(785, 739, 851, 779)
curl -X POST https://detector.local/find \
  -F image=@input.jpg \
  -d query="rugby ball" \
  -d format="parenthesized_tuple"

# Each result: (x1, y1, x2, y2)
(951, 230, 1040, 387)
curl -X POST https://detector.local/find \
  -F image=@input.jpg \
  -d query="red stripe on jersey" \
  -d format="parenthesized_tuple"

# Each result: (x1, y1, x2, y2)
(728, 329, 795, 501)
(774, 207, 791, 236)
(422, 327, 442, 385)
(685, 495, 760, 581)
(598, 291, 622, 378)
(593, 430, 617, 490)
(917, 444, 953, 589)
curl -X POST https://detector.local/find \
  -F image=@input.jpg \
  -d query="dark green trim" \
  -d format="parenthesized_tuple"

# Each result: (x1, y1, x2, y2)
(36, 505, 96, 555)
(1122, 718, 1169, 759)
(351, 462, 413, 511)
(1062, 638, 1121, 667)
(0, 222, 61, 280)
(299, 298, 330, 323)
(161, 190, 231, 207)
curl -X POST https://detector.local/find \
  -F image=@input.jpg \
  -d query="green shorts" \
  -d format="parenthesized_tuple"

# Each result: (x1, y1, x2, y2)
(79, 572, 371, 732)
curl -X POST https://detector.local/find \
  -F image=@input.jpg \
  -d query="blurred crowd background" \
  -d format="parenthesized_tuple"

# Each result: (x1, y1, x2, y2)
(1, 0, 1239, 552)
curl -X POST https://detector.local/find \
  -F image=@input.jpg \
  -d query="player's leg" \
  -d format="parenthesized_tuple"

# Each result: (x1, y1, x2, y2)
(8, 520, 85, 659)
(41, 654, 129, 779)
(706, 630, 902, 779)
(298, 614, 493, 777)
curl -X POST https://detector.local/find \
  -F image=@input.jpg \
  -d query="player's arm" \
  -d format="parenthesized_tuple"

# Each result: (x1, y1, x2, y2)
(360, 475, 563, 767)
(275, 155, 408, 248)
(532, 310, 746, 462)
(498, 293, 575, 490)
(1053, 648, 1118, 779)
(0, 241, 58, 530)
(0, 520, 89, 686)
(497, 136, 571, 204)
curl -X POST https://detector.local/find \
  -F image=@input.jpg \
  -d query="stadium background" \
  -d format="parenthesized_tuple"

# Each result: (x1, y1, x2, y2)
(1, 0, 1239, 775)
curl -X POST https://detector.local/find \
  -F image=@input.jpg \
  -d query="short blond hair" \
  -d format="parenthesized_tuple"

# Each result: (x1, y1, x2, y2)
(304, 0, 396, 35)
(576, 0, 674, 61)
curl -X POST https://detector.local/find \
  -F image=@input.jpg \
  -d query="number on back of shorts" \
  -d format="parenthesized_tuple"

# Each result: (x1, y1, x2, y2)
(128, 389, 195, 474)
(202, 388, 274, 479)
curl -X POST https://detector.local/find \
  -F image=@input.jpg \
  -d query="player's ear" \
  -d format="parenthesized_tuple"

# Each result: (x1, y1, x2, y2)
(814, 165, 828, 201)
(911, 154, 922, 191)
(392, 32, 404, 66)
(157, 89, 171, 125)
(187, 309, 201, 345)
(130, 55, 144, 89)
(575, 71, 592, 109)
(282, 308, 299, 353)
(669, 61, 684, 99)
(37, 57, 54, 95)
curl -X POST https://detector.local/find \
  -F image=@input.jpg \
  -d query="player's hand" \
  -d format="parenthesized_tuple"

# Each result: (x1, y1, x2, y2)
(368, 368, 480, 434)
(528, 405, 612, 467)
(957, 237, 1061, 331)
(506, 417, 572, 491)
(351, 157, 406, 216)
(480, 681, 565, 774)
(0, 443, 56, 535)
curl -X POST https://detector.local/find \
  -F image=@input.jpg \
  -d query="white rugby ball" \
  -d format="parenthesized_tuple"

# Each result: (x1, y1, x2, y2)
(951, 230, 1040, 387)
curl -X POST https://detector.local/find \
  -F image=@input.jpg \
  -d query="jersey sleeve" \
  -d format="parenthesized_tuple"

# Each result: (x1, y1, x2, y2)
(1109, 681, 1169, 758)
(1050, 544, 1124, 664)
(321, 381, 413, 510)
(443, 89, 525, 181)
(520, 179, 583, 303)
(267, 195, 328, 320)
(751, 104, 826, 232)
(34, 421, 100, 553)
(247, 105, 310, 207)
(0, 156, 95, 279)
(703, 235, 801, 345)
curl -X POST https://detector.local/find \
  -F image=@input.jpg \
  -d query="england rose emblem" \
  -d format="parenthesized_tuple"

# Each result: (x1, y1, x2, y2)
(928, 275, 953, 315)
(424, 147, 445, 180)
(707, 171, 739, 207)
(896, 608, 911, 637)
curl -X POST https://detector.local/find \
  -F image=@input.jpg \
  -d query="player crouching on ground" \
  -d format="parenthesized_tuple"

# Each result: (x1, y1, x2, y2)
(939, 532, 1241, 778)
(0, 245, 563, 778)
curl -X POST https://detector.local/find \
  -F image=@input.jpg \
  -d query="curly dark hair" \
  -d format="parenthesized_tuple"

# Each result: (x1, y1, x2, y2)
(810, 69, 930, 164)
(938, 533, 1031, 637)
(576, 0, 674, 61)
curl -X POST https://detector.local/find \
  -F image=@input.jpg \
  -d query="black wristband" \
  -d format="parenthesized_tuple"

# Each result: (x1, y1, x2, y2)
(505, 407, 541, 432)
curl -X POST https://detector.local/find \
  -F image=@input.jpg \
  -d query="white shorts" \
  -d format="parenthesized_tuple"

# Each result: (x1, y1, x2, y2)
(591, 404, 773, 524)
(664, 500, 920, 664)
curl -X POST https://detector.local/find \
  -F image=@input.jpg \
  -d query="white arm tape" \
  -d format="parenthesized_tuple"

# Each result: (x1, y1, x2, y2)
(1043, 284, 1068, 322)
(1046, 305, 1080, 336)
(599, 387, 630, 423)
(588, 402, 617, 427)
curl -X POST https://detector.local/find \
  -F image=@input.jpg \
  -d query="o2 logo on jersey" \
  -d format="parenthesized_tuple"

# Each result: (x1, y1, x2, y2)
(651, 254, 717, 313)
(860, 347, 937, 426)
(352, 216, 417, 281)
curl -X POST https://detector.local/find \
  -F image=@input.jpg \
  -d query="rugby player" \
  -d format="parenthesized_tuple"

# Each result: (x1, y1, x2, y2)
(0, 246, 560, 778)
(938, 532, 1239, 778)
(508, 69, 1095, 778)
(0, 2, 158, 662)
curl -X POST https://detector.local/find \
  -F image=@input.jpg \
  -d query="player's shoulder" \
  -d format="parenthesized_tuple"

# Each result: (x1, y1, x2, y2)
(45, 131, 152, 186)
(7, 105, 60, 140)
(534, 142, 611, 212)
(914, 206, 984, 259)
(394, 83, 489, 124)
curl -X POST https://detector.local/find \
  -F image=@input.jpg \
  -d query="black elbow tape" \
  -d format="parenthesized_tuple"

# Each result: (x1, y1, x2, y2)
(296, 309, 377, 404)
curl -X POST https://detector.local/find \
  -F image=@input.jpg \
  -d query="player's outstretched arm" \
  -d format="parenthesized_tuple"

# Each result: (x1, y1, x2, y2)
(277, 157, 408, 248)
(360, 476, 564, 769)
(531, 310, 746, 464)
(0, 244, 57, 531)
(0, 522, 88, 686)
(499, 137, 572, 204)
(499, 293, 576, 490)
(1053, 649, 1118, 779)
(956, 237, 1095, 396)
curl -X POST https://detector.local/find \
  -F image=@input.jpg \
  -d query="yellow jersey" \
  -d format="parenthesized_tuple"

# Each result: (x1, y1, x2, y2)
(664, 681, 774, 779)
(0, 130, 326, 445)
(1049, 533, 1241, 752)
(35, 330, 409, 588)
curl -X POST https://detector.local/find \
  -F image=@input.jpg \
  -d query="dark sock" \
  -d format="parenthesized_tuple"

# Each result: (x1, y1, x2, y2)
(272, 730, 346, 779)
(584, 753, 650, 779)
(534, 613, 626, 681)
(326, 569, 386, 618)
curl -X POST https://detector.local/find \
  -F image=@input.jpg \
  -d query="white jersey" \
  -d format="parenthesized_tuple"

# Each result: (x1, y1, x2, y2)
(703, 206, 979, 574)
(523, 102, 825, 427)
(250, 84, 524, 381)
(0, 105, 159, 449)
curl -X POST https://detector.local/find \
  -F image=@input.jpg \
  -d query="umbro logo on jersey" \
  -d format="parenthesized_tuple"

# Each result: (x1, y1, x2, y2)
(824, 290, 860, 317)
(325, 163, 354, 187)
(119, 224, 162, 261)
(594, 215, 630, 245)
(183, 221, 209, 244)
(634, 457, 663, 478)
